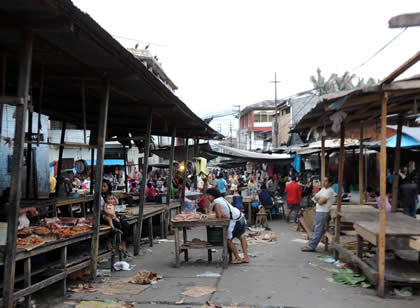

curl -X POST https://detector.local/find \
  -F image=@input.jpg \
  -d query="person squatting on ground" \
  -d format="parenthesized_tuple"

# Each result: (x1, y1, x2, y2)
(206, 188, 249, 264)
(301, 176, 335, 252)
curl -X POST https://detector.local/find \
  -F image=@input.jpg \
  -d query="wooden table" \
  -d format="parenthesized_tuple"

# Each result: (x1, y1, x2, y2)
(171, 218, 230, 268)
(123, 204, 167, 246)
(347, 213, 420, 289)
(225, 195, 253, 224)
(56, 196, 95, 217)
(354, 213, 420, 251)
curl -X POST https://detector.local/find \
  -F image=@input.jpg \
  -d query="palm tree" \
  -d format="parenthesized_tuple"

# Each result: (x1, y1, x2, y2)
(310, 68, 333, 95)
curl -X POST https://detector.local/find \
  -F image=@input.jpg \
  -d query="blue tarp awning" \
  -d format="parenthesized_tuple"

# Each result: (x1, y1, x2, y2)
(386, 134, 420, 148)
(86, 159, 125, 166)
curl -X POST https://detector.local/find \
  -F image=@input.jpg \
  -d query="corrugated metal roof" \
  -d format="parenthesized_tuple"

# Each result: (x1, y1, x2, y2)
(0, 0, 222, 140)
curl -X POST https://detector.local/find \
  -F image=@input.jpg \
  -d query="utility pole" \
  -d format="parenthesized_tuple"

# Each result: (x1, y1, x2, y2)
(229, 121, 233, 146)
(270, 73, 280, 149)
(233, 104, 240, 148)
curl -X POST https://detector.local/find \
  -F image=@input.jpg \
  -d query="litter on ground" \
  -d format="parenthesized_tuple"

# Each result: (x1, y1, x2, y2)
(182, 286, 217, 298)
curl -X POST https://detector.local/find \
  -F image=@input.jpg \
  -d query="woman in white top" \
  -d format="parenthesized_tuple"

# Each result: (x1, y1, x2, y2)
(206, 188, 249, 264)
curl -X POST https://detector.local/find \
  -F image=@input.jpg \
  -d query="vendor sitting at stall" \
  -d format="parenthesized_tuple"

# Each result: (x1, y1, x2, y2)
(146, 182, 157, 202)
(101, 181, 131, 257)
(206, 188, 249, 264)
(0, 188, 39, 228)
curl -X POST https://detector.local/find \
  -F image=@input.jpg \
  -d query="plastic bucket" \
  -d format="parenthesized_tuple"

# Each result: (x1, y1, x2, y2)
(207, 226, 223, 245)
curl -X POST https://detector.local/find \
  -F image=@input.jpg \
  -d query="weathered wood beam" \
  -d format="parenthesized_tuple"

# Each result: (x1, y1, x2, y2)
(3, 30, 32, 308)
(377, 93, 388, 297)
(381, 51, 420, 84)
(90, 80, 110, 278)
(134, 111, 153, 256)
(334, 123, 345, 260)
(391, 115, 403, 211)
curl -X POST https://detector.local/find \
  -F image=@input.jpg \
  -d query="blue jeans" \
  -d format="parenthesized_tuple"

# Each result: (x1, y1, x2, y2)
(184, 201, 194, 212)
(308, 212, 330, 250)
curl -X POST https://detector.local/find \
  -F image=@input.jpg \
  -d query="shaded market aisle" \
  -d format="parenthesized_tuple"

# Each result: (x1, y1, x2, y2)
(54, 220, 420, 308)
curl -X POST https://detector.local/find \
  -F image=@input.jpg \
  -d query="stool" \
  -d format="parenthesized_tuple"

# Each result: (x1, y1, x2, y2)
(255, 212, 268, 227)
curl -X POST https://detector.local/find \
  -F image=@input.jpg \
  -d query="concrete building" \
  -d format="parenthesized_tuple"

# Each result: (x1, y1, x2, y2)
(272, 94, 320, 148)
(238, 100, 275, 150)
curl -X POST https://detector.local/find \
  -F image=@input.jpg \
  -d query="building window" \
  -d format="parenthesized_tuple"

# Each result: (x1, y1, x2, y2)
(254, 110, 274, 123)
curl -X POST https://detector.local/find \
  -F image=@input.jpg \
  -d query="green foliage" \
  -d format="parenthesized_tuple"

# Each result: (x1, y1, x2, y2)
(310, 68, 378, 95)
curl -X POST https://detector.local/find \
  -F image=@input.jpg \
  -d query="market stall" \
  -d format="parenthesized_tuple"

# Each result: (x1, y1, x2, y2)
(0, 1, 222, 307)
(293, 51, 420, 296)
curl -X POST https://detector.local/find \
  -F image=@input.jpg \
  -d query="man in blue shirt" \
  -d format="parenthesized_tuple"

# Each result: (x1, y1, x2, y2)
(216, 174, 227, 197)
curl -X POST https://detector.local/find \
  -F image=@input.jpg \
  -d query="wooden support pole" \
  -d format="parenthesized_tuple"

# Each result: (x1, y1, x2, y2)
(90, 148, 95, 194)
(90, 80, 110, 278)
(391, 115, 403, 211)
(3, 30, 32, 308)
(81, 79, 87, 144)
(55, 122, 66, 196)
(334, 123, 345, 254)
(359, 122, 364, 204)
(321, 136, 326, 181)
(123, 145, 128, 192)
(181, 138, 189, 210)
(26, 109, 33, 199)
(167, 128, 176, 206)
(0, 53, 6, 137)
(378, 93, 388, 297)
(134, 111, 153, 256)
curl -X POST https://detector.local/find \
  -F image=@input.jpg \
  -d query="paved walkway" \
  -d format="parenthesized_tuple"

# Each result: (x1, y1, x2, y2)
(56, 219, 420, 308)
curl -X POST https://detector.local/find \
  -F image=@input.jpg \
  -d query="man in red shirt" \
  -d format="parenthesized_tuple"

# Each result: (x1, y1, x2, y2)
(284, 177, 302, 223)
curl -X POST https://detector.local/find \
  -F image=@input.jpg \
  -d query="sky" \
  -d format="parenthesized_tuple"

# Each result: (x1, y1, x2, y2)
(72, 0, 420, 118)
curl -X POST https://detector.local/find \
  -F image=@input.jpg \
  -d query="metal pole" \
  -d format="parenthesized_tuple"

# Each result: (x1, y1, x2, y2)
(134, 112, 153, 255)
(3, 30, 32, 308)
(273, 73, 279, 148)
(90, 80, 110, 278)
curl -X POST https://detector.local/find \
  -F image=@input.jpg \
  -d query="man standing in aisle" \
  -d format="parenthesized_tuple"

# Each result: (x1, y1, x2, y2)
(301, 176, 335, 252)
(284, 176, 302, 223)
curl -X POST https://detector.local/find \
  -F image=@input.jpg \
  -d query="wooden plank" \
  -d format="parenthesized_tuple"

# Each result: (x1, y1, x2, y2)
(359, 123, 364, 204)
(389, 13, 420, 28)
(354, 224, 377, 245)
(391, 115, 403, 211)
(0, 96, 24, 105)
(123, 145, 128, 192)
(81, 79, 87, 144)
(409, 236, 420, 251)
(174, 227, 180, 267)
(377, 93, 388, 297)
(90, 148, 94, 194)
(381, 51, 420, 83)
(148, 218, 153, 247)
(383, 79, 420, 91)
(23, 258, 31, 308)
(3, 30, 32, 308)
(90, 80, 110, 279)
(133, 111, 153, 256)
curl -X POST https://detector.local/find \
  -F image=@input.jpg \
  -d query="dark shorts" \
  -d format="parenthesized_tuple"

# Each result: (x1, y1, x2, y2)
(288, 203, 301, 211)
(231, 216, 247, 239)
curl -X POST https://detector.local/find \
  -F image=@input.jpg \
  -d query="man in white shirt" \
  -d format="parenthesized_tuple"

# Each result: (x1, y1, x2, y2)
(302, 176, 335, 252)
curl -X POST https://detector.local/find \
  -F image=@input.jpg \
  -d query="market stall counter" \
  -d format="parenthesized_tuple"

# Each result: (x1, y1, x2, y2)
(171, 212, 229, 268)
